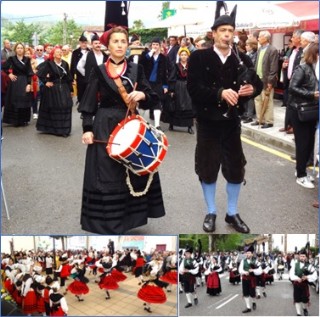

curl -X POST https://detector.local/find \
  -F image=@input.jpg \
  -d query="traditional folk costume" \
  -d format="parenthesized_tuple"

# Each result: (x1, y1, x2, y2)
(178, 247, 199, 308)
(2, 55, 33, 126)
(36, 53, 73, 137)
(96, 257, 119, 300)
(205, 257, 222, 296)
(289, 251, 317, 316)
(110, 254, 127, 283)
(264, 256, 275, 284)
(187, 1, 263, 234)
(239, 246, 262, 313)
(133, 251, 146, 285)
(66, 263, 89, 301)
(49, 290, 68, 316)
(275, 255, 286, 280)
(160, 253, 178, 288)
(255, 255, 267, 299)
(228, 253, 241, 285)
(21, 273, 38, 316)
(137, 257, 168, 313)
(55, 255, 71, 294)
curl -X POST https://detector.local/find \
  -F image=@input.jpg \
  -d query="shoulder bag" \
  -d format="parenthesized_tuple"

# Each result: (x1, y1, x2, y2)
(297, 65, 319, 122)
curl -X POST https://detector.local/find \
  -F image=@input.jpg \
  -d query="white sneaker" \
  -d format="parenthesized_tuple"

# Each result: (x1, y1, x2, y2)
(308, 175, 315, 182)
(33, 113, 38, 119)
(296, 177, 315, 189)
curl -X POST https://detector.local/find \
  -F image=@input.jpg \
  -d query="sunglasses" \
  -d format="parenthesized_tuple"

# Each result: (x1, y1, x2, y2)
(36, 49, 43, 51)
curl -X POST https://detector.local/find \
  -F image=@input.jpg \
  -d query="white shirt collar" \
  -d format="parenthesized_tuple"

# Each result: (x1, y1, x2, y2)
(213, 45, 231, 64)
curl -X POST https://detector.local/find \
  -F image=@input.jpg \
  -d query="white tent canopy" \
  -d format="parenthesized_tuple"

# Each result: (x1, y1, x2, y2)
(150, 1, 300, 36)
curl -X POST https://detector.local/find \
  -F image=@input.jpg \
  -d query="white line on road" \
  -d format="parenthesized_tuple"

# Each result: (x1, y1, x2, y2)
(207, 293, 234, 309)
(216, 294, 239, 309)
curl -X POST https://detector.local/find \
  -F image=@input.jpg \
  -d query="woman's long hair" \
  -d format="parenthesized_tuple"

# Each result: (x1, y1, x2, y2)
(304, 42, 318, 65)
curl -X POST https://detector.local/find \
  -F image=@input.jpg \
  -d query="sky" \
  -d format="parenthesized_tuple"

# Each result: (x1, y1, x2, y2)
(1, 1, 164, 28)
(1, 1, 289, 28)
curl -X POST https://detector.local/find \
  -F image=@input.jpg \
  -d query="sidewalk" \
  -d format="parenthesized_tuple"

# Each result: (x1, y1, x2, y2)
(241, 99, 295, 156)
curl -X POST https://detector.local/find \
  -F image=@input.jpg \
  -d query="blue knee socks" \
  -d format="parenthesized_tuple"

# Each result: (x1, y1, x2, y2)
(201, 182, 216, 214)
(226, 182, 241, 216)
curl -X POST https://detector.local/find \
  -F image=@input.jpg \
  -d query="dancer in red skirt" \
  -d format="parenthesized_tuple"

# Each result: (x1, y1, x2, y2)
(111, 253, 127, 282)
(21, 273, 38, 316)
(133, 250, 146, 285)
(228, 252, 241, 285)
(55, 254, 71, 295)
(160, 251, 178, 289)
(205, 256, 222, 296)
(49, 283, 68, 316)
(34, 275, 47, 316)
(137, 256, 168, 313)
(96, 257, 119, 300)
(66, 262, 89, 301)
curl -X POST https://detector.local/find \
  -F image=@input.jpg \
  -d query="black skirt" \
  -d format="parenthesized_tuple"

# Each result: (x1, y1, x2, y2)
(80, 107, 165, 234)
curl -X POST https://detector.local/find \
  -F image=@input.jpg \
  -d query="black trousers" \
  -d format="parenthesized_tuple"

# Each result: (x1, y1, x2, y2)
(290, 107, 317, 178)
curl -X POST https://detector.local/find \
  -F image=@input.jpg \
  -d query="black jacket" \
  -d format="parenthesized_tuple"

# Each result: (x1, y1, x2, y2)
(288, 63, 318, 108)
(187, 48, 263, 122)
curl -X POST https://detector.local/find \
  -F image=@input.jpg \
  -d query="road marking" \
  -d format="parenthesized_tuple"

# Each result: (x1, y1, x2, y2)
(207, 293, 234, 309)
(216, 294, 239, 309)
(241, 136, 319, 172)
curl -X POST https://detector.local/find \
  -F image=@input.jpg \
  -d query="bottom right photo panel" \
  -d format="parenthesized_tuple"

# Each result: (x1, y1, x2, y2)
(179, 234, 319, 317)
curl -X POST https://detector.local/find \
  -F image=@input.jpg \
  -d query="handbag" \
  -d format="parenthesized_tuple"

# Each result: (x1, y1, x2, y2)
(297, 101, 319, 122)
(297, 65, 319, 122)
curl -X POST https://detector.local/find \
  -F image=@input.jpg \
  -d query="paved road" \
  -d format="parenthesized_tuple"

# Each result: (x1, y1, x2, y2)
(1, 106, 318, 234)
(179, 271, 319, 316)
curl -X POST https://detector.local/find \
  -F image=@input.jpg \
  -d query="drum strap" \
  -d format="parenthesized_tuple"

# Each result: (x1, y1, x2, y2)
(125, 168, 154, 197)
(107, 63, 137, 114)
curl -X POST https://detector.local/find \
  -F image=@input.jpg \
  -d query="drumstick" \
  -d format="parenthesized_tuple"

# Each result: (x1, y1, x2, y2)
(123, 82, 138, 127)
(93, 139, 120, 145)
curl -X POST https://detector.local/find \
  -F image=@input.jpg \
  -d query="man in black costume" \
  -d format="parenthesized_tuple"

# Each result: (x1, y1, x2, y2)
(187, 2, 262, 234)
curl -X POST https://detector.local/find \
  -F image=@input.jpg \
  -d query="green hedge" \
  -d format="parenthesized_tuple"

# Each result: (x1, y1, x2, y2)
(130, 28, 168, 45)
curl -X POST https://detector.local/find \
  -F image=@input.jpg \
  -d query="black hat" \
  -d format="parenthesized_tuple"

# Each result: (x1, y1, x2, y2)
(91, 32, 100, 42)
(79, 32, 87, 42)
(246, 245, 254, 253)
(185, 246, 193, 254)
(299, 249, 307, 255)
(151, 37, 161, 44)
(104, 1, 128, 31)
(211, 1, 237, 30)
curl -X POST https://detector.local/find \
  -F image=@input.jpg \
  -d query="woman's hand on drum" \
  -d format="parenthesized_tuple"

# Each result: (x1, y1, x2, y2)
(82, 132, 94, 145)
(46, 82, 54, 88)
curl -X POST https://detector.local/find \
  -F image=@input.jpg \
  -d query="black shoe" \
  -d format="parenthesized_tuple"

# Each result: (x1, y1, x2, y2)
(252, 302, 256, 310)
(144, 307, 152, 313)
(225, 214, 250, 233)
(179, 290, 183, 294)
(188, 127, 194, 134)
(261, 123, 273, 129)
(243, 118, 253, 123)
(257, 295, 260, 299)
(156, 126, 163, 132)
(169, 124, 174, 131)
(242, 308, 252, 313)
(263, 292, 267, 297)
(203, 214, 216, 232)
(251, 121, 260, 126)
(167, 289, 171, 292)
(303, 309, 308, 316)
(194, 298, 198, 305)
(185, 303, 192, 308)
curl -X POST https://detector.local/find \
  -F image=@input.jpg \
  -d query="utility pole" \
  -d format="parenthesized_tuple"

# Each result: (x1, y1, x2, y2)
(63, 13, 68, 45)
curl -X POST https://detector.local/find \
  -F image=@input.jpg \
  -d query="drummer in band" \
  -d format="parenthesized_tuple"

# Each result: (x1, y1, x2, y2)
(78, 9, 165, 235)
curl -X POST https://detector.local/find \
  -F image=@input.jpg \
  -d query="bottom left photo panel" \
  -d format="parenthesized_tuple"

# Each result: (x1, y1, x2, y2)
(1, 235, 178, 316)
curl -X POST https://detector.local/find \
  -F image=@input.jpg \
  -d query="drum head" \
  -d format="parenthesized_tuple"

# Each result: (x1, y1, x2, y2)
(108, 117, 143, 156)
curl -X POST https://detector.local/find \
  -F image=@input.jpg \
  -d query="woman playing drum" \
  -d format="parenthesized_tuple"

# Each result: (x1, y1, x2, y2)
(78, 26, 166, 234)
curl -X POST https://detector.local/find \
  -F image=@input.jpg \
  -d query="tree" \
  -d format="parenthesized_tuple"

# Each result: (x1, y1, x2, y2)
(43, 19, 83, 47)
(132, 19, 145, 30)
(1, 20, 44, 45)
